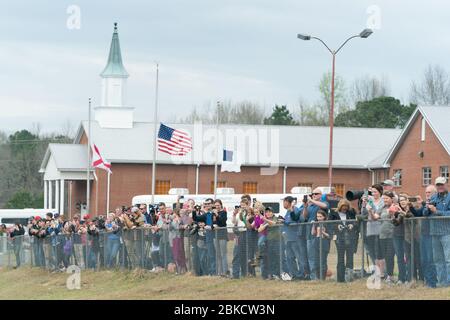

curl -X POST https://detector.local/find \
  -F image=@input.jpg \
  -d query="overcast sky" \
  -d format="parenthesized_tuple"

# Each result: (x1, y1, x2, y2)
(2, 0, 450, 134)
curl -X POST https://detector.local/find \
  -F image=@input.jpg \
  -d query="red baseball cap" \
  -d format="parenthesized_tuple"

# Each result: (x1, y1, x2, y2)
(83, 214, 91, 220)
(35, 216, 41, 221)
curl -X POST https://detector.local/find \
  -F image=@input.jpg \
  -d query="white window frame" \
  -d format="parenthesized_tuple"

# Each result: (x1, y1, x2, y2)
(422, 167, 432, 186)
(393, 169, 402, 187)
(440, 166, 449, 183)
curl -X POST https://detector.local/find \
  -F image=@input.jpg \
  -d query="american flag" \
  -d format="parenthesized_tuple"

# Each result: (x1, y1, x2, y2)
(157, 123, 193, 156)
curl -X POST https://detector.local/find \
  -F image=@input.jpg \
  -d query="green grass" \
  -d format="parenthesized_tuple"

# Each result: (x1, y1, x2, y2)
(0, 267, 449, 300)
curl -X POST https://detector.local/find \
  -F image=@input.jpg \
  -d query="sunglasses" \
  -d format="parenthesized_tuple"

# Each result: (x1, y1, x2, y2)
(312, 193, 321, 195)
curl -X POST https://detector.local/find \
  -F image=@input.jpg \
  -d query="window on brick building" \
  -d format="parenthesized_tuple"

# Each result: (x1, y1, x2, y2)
(243, 182, 257, 194)
(298, 183, 313, 189)
(210, 181, 226, 193)
(155, 180, 171, 195)
(440, 166, 449, 183)
(393, 169, 402, 187)
(332, 184, 345, 197)
(422, 167, 432, 186)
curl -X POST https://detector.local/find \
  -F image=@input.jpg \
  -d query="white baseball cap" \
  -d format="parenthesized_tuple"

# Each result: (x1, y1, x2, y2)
(435, 176, 447, 185)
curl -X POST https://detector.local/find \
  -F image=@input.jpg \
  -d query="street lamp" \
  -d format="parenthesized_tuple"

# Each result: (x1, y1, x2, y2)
(297, 28, 373, 188)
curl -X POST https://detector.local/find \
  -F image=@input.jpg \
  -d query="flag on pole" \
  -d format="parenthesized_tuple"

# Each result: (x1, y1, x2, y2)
(157, 123, 193, 156)
(91, 143, 112, 174)
(221, 149, 241, 172)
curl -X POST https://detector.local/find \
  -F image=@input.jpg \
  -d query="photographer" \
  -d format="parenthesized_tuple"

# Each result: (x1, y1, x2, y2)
(9, 223, 25, 268)
(424, 177, 450, 288)
(213, 199, 229, 276)
(86, 218, 101, 269)
(329, 199, 358, 283)
(169, 211, 187, 274)
(378, 192, 396, 284)
(105, 213, 122, 268)
(71, 215, 85, 269)
(254, 207, 280, 279)
(155, 203, 174, 269)
(410, 185, 438, 288)
(302, 188, 329, 280)
(35, 218, 49, 268)
(283, 196, 305, 281)
(360, 184, 384, 273)
(189, 203, 203, 276)
(202, 198, 216, 276)
(231, 197, 251, 279)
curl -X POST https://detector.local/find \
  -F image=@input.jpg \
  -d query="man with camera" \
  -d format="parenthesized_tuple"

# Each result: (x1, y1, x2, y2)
(302, 188, 329, 280)
(423, 177, 450, 288)
(282, 196, 306, 281)
(231, 197, 251, 279)
(201, 198, 217, 276)
(410, 185, 438, 288)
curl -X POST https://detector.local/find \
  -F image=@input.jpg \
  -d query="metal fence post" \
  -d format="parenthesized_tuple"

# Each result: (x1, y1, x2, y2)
(319, 222, 323, 281)
(360, 219, 365, 279)
(410, 218, 415, 283)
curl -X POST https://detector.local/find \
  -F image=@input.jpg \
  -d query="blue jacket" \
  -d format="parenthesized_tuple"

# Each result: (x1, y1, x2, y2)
(424, 192, 450, 236)
(283, 206, 304, 241)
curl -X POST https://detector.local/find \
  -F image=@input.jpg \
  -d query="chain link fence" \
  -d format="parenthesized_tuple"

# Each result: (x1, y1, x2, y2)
(1, 217, 448, 287)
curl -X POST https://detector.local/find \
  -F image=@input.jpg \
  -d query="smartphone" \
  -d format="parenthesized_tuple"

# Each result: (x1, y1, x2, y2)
(408, 197, 417, 203)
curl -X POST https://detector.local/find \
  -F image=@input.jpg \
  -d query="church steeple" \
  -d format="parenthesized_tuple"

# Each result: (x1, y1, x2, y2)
(100, 23, 129, 78)
(95, 23, 134, 129)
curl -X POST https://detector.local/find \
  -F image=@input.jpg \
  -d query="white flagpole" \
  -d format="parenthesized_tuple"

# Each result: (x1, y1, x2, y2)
(86, 98, 92, 214)
(213, 101, 220, 198)
(106, 171, 111, 214)
(151, 63, 159, 204)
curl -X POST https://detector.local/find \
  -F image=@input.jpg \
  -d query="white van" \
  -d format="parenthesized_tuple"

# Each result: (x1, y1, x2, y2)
(0, 208, 58, 229)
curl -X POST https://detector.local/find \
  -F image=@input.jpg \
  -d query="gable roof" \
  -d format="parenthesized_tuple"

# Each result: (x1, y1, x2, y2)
(39, 143, 88, 173)
(72, 121, 400, 169)
(383, 105, 450, 166)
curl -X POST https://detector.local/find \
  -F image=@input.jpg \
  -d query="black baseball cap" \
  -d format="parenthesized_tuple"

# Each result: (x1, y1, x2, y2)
(283, 196, 295, 203)
(264, 206, 273, 212)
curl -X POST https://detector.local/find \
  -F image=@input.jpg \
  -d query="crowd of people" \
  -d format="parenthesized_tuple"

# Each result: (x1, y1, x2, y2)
(1, 177, 449, 288)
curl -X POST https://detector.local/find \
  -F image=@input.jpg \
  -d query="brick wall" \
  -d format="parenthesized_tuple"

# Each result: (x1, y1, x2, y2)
(389, 115, 450, 197)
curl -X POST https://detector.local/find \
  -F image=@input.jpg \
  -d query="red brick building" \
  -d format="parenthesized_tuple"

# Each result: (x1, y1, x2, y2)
(384, 106, 450, 197)
(38, 24, 450, 217)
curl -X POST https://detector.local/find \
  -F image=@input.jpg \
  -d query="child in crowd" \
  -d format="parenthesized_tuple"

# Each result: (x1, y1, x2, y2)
(312, 210, 331, 280)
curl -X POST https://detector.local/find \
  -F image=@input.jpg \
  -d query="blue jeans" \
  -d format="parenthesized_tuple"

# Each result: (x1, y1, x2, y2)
(317, 238, 330, 280)
(393, 237, 407, 282)
(280, 239, 289, 274)
(285, 240, 302, 278)
(432, 234, 450, 287)
(420, 235, 437, 287)
(106, 238, 121, 268)
(197, 243, 208, 276)
(206, 233, 216, 275)
(307, 236, 319, 280)
(298, 236, 310, 277)
(268, 239, 281, 277)
(232, 232, 247, 279)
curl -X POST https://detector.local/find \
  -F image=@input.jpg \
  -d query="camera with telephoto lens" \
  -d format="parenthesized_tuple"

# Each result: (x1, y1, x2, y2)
(345, 189, 372, 201)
